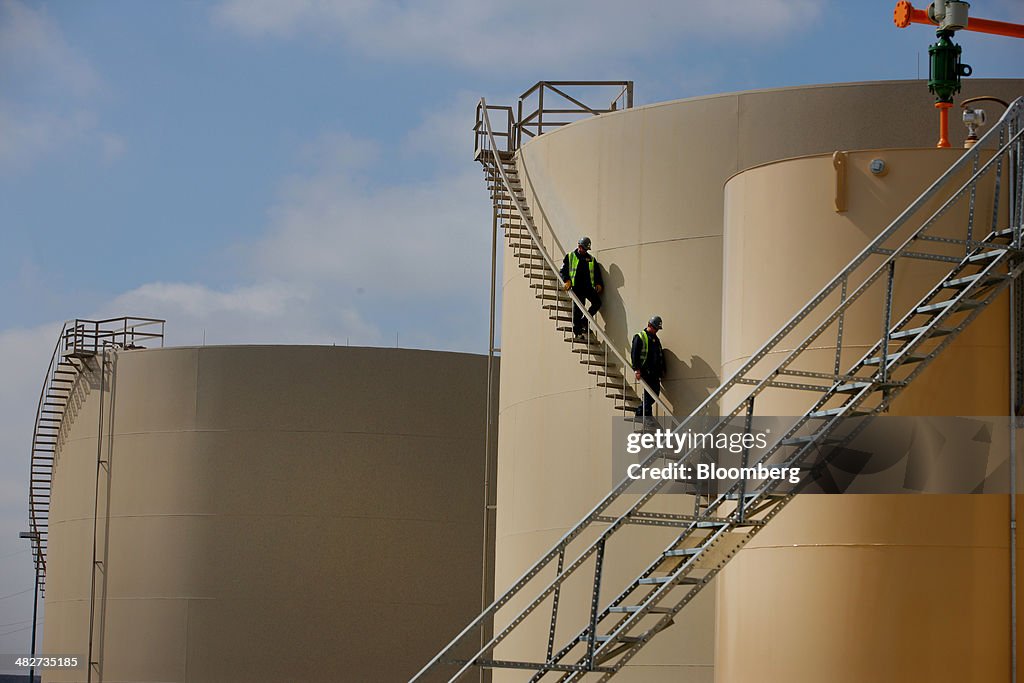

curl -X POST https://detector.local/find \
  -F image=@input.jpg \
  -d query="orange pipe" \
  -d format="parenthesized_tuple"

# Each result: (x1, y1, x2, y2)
(894, 1, 930, 29)
(894, 1, 1024, 39)
(935, 101, 952, 148)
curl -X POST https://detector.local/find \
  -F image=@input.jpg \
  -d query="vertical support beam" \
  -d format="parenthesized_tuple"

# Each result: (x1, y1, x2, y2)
(28, 569, 38, 683)
(967, 153, 979, 254)
(993, 126, 1006, 236)
(1011, 273, 1019, 683)
(586, 540, 606, 669)
(1008, 114, 1022, 683)
(546, 549, 566, 663)
(480, 200, 499, 678)
(516, 98, 523, 150)
(538, 85, 545, 137)
(86, 347, 107, 683)
(833, 276, 848, 381)
(880, 262, 897, 388)
(737, 398, 755, 522)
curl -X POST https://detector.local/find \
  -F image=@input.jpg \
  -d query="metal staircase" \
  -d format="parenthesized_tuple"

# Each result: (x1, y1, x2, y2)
(474, 99, 671, 418)
(411, 96, 1023, 682)
(27, 318, 164, 597)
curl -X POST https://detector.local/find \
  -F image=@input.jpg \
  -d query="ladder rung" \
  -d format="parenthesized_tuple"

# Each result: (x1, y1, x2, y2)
(807, 407, 867, 419)
(781, 434, 840, 446)
(943, 273, 990, 289)
(594, 634, 643, 644)
(890, 325, 952, 341)
(967, 248, 1007, 263)
(638, 575, 701, 585)
(833, 381, 872, 393)
(916, 298, 980, 314)
(608, 605, 673, 614)
(863, 352, 925, 366)
(664, 547, 703, 557)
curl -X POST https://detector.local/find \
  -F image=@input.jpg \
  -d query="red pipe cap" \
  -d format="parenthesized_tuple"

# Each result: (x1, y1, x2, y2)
(894, 0, 914, 28)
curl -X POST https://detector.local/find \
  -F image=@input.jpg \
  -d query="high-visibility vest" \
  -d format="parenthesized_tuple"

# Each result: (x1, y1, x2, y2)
(568, 251, 595, 287)
(636, 329, 649, 366)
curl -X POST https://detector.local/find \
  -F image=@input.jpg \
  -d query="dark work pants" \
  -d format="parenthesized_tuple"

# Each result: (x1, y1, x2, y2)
(635, 376, 661, 417)
(571, 287, 602, 335)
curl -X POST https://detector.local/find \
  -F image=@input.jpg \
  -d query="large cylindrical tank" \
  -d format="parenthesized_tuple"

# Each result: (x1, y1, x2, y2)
(495, 79, 1024, 680)
(717, 148, 1016, 681)
(42, 345, 495, 683)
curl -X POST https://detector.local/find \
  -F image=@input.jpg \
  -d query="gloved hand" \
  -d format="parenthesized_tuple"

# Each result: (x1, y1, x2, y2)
(595, 284, 603, 294)
(563, 281, 572, 291)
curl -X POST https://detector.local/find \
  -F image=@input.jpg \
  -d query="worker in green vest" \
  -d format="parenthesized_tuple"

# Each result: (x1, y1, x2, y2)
(631, 316, 666, 417)
(559, 236, 604, 338)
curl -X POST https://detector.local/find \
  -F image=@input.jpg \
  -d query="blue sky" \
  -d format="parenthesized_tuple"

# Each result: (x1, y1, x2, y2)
(1, 0, 1022, 662)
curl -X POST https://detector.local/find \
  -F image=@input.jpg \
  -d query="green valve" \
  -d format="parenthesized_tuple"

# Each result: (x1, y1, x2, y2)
(928, 29, 972, 103)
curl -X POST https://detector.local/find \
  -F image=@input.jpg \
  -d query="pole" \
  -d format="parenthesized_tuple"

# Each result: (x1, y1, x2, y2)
(86, 348, 107, 683)
(29, 563, 38, 683)
(480, 189, 499, 682)
(1010, 274, 1018, 683)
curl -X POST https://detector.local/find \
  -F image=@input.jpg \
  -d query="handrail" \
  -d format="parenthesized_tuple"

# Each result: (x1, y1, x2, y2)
(681, 95, 1023, 425)
(409, 100, 674, 682)
(27, 316, 166, 594)
(516, 81, 633, 146)
(478, 98, 674, 421)
(27, 322, 68, 587)
(414, 96, 1023, 681)
(474, 101, 514, 157)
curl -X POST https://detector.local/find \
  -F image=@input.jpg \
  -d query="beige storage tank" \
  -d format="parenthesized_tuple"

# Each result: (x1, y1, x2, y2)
(717, 148, 1016, 682)
(41, 345, 495, 683)
(494, 79, 1024, 680)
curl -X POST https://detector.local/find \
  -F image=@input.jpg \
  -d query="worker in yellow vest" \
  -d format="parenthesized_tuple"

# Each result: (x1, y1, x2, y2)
(631, 316, 666, 417)
(559, 236, 604, 339)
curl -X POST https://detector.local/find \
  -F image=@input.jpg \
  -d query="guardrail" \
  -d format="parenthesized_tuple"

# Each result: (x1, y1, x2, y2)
(28, 317, 165, 594)
(517, 81, 633, 147)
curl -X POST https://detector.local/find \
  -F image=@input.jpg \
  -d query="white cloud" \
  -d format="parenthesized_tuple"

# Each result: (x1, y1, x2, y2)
(213, 0, 825, 71)
(0, 106, 96, 170)
(403, 90, 482, 167)
(100, 132, 127, 163)
(0, 0, 99, 95)
(102, 281, 380, 347)
(297, 130, 379, 172)
(0, 0, 123, 171)
(251, 135, 492, 302)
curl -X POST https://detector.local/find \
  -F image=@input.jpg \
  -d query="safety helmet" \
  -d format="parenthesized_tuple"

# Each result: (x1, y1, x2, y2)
(648, 315, 663, 330)
(578, 236, 592, 250)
